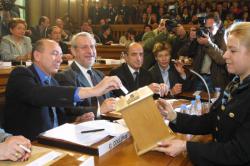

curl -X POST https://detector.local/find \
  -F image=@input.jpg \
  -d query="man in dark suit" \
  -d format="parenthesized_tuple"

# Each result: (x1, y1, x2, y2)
(55, 32, 116, 122)
(3, 39, 122, 140)
(149, 42, 189, 96)
(29, 16, 50, 43)
(110, 42, 168, 97)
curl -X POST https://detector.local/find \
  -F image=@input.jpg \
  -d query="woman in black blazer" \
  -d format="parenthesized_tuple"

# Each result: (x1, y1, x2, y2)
(154, 22, 250, 166)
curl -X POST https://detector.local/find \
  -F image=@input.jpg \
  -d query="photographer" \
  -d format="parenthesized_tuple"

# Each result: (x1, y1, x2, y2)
(178, 13, 229, 91)
(142, 18, 189, 70)
(0, 0, 20, 17)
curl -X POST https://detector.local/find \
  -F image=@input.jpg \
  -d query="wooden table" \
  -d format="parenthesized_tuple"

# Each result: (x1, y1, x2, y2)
(0, 63, 119, 89)
(177, 91, 216, 102)
(34, 134, 211, 166)
(31, 98, 210, 166)
(96, 44, 126, 59)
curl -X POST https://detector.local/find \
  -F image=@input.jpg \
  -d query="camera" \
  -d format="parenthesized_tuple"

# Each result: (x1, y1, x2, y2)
(165, 19, 178, 32)
(196, 27, 210, 38)
(0, 0, 14, 11)
(196, 13, 210, 38)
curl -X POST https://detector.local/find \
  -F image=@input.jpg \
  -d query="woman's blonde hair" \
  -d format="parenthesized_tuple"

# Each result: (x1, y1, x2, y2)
(225, 22, 250, 50)
(152, 42, 172, 57)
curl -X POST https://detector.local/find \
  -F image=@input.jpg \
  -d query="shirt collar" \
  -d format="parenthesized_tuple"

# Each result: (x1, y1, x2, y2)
(74, 61, 91, 74)
(33, 64, 51, 84)
(158, 63, 170, 73)
(127, 64, 139, 75)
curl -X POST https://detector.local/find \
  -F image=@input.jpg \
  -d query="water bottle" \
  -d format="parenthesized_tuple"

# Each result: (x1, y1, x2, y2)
(180, 104, 188, 114)
(215, 87, 221, 99)
(195, 95, 202, 115)
(190, 100, 196, 115)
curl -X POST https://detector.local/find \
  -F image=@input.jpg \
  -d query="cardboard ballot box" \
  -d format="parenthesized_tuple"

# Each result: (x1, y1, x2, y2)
(115, 86, 174, 155)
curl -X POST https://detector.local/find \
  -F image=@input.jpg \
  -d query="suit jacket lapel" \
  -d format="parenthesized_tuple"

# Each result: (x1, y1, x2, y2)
(155, 64, 164, 83)
(169, 64, 178, 88)
(123, 64, 136, 91)
(28, 64, 43, 85)
(71, 62, 91, 87)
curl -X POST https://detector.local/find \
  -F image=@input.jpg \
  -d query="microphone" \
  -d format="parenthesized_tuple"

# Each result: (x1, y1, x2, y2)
(171, 59, 211, 103)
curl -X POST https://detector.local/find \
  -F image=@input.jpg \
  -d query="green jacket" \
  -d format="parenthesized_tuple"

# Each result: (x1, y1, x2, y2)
(142, 29, 185, 69)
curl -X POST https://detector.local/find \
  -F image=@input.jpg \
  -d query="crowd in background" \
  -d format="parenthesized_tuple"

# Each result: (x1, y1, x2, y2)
(88, 0, 250, 28)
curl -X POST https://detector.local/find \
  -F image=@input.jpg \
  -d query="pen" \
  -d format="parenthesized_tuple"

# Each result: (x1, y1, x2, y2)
(81, 129, 105, 134)
(18, 144, 31, 153)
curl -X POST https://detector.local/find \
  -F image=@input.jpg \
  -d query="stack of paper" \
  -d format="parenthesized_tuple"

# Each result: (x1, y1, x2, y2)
(42, 120, 129, 146)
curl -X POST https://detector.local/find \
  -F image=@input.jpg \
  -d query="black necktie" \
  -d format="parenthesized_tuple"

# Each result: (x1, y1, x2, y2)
(44, 79, 58, 127)
(87, 70, 105, 105)
(134, 71, 139, 89)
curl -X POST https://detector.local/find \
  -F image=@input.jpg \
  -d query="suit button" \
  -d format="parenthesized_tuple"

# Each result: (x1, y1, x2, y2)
(221, 105, 225, 111)
(215, 127, 219, 131)
(229, 112, 235, 118)
(217, 116, 220, 120)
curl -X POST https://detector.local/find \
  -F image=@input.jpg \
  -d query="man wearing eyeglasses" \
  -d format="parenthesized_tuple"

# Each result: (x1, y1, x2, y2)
(55, 32, 116, 122)
(178, 12, 229, 92)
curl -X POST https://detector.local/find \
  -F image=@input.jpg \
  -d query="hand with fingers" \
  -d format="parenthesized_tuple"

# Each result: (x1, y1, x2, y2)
(171, 83, 183, 95)
(75, 112, 95, 123)
(156, 98, 177, 121)
(0, 136, 31, 161)
(100, 98, 117, 114)
(153, 139, 187, 157)
(94, 76, 123, 96)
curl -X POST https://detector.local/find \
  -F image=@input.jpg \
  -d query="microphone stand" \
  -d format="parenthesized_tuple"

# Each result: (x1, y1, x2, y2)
(188, 69, 211, 104)
(172, 59, 212, 104)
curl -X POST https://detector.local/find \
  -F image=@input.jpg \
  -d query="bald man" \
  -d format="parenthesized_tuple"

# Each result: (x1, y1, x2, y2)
(110, 42, 168, 97)
(4, 39, 122, 140)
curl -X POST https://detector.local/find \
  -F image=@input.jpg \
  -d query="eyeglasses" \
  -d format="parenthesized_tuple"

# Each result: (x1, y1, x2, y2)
(74, 45, 96, 50)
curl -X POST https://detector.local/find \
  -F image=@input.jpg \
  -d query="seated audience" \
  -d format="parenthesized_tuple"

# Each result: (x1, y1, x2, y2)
(0, 128, 31, 161)
(99, 24, 114, 45)
(0, 18, 32, 61)
(0, 10, 12, 37)
(135, 24, 152, 42)
(55, 32, 116, 122)
(29, 16, 50, 43)
(119, 28, 136, 47)
(47, 26, 70, 54)
(55, 18, 71, 41)
(81, 22, 101, 43)
(3, 39, 122, 140)
(149, 42, 188, 96)
(110, 42, 168, 97)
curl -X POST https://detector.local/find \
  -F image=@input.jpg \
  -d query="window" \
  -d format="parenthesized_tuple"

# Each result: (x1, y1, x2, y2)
(15, 0, 26, 19)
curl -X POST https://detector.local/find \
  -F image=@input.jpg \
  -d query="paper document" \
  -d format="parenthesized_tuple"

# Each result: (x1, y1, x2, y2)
(42, 120, 128, 146)
(26, 151, 62, 166)
(193, 90, 201, 96)
(166, 99, 178, 104)
(77, 120, 129, 137)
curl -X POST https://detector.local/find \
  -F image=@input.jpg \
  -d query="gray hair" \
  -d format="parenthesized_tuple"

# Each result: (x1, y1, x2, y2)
(70, 32, 96, 48)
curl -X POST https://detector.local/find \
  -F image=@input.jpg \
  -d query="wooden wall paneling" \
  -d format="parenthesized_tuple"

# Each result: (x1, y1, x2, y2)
(28, 0, 42, 27)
